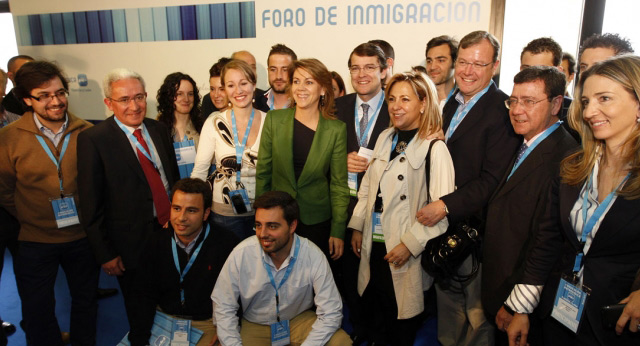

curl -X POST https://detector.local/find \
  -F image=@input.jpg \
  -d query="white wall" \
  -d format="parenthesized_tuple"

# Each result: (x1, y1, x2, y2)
(9, 0, 491, 120)
(0, 12, 19, 91)
(498, 0, 583, 97)
(603, 0, 640, 53)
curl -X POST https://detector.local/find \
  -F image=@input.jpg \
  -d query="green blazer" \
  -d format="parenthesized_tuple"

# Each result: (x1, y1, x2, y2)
(255, 108, 349, 239)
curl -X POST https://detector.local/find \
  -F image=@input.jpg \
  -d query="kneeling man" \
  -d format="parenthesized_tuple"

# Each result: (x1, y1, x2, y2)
(129, 178, 237, 345)
(212, 191, 351, 345)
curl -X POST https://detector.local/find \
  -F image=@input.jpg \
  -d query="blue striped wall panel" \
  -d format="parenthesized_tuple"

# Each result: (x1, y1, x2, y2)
(166, 6, 182, 41)
(17, 15, 31, 46)
(39, 14, 54, 45)
(86, 11, 101, 43)
(124, 8, 141, 42)
(112, 9, 127, 42)
(152, 7, 168, 41)
(224, 3, 241, 39)
(210, 4, 227, 39)
(239, 2, 255, 38)
(62, 13, 77, 44)
(138, 8, 155, 42)
(98, 10, 115, 43)
(195, 5, 211, 40)
(28, 15, 43, 45)
(50, 13, 66, 44)
(180, 6, 197, 40)
(15, 2, 255, 46)
(74, 12, 89, 44)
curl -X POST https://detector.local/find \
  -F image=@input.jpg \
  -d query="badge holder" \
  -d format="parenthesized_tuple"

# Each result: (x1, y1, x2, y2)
(51, 194, 80, 228)
(348, 173, 359, 197)
(229, 188, 251, 215)
(372, 211, 384, 243)
(551, 273, 591, 333)
(270, 319, 291, 346)
(173, 137, 196, 179)
(170, 319, 191, 345)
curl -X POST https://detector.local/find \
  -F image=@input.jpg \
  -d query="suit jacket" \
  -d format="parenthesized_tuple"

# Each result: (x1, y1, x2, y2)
(255, 108, 349, 239)
(252, 88, 276, 113)
(482, 126, 577, 316)
(77, 116, 179, 269)
(335, 93, 391, 191)
(440, 83, 521, 226)
(521, 177, 640, 345)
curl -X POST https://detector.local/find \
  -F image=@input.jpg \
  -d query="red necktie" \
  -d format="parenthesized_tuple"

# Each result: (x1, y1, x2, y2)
(133, 129, 171, 225)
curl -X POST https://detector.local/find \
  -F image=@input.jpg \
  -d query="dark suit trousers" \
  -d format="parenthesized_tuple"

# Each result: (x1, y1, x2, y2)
(13, 238, 99, 346)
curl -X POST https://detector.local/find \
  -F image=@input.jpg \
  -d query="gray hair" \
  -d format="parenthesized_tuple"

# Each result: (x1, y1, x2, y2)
(103, 68, 145, 98)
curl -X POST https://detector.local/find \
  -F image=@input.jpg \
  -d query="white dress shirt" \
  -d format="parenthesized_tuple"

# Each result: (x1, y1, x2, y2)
(211, 234, 343, 346)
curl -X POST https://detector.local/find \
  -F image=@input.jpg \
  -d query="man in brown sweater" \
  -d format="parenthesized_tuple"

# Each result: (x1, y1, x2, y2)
(0, 61, 98, 346)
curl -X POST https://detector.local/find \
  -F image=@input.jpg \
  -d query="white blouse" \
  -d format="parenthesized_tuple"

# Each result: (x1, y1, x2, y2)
(191, 109, 267, 216)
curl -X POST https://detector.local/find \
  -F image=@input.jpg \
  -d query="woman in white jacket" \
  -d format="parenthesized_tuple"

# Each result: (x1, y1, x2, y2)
(350, 72, 455, 345)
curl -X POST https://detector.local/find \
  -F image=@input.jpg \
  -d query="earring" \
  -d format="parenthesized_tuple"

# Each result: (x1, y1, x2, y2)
(228, 102, 232, 107)
(320, 95, 325, 107)
(252, 98, 255, 103)
(637, 117, 640, 123)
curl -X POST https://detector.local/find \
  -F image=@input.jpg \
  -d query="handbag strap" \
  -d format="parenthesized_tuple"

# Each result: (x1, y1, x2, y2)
(425, 139, 442, 203)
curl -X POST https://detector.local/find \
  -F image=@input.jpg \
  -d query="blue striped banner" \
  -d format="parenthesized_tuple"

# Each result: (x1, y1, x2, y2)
(15, 2, 256, 46)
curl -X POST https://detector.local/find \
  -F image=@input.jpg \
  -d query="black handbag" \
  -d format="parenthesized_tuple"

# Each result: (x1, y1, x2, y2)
(420, 139, 480, 282)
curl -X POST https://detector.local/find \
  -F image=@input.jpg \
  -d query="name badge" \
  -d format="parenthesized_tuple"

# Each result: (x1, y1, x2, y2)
(372, 211, 384, 243)
(551, 275, 590, 333)
(270, 320, 291, 346)
(171, 318, 191, 344)
(348, 173, 359, 197)
(228, 189, 252, 215)
(51, 196, 80, 228)
(174, 140, 197, 179)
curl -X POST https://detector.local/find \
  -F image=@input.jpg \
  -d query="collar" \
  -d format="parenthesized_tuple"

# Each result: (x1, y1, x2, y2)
(523, 120, 562, 146)
(356, 89, 383, 114)
(173, 226, 204, 255)
(373, 128, 433, 169)
(120, 120, 145, 134)
(265, 88, 290, 109)
(454, 81, 493, 106)
(260, 234, 299, 271)
(33, 112, 69, 135)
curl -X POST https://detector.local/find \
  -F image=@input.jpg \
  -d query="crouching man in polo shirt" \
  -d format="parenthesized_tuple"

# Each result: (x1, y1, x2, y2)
(212, 191, 352, 345)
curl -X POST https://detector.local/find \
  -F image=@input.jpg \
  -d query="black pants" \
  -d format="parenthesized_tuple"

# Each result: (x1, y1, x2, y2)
(361, 242, 422, 346)
(13, 238, 99, 346)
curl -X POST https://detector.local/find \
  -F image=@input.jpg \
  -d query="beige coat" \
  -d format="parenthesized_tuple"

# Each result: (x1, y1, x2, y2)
(348, 128, 455, 319)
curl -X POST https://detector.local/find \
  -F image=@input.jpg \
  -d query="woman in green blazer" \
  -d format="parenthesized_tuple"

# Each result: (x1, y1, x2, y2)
(255, 58, 349, 260)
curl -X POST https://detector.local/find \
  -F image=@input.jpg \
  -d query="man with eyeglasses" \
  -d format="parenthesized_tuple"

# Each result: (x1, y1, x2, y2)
(416, 30, 520, 346)
(426, 35, 458, 110)
(77, 68, 179, 337)
(0, 61, 99, 345)
(483, 66, 577, 346)
(334, 42, 390, 345)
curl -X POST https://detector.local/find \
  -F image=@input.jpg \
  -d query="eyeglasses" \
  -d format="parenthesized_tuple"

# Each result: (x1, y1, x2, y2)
(29, 90, 68, 103)
(349, 65, 380, 74)
(109, 93, 147, 105)
(504, 97, 550, 110)
(456, 60, 492, 70)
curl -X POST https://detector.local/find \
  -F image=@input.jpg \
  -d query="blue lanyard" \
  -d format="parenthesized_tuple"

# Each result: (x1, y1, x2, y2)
(171, 223, 210, 302)
(231, 109, 255, 186)
(268, 92, 275, 111)
(113, 117, 160, 170)
(445, 80, 494, 142)
(391, 132, 415, 155)
(355, 91, 385, 147)
(573, 169, 629, 272)
(36, 133, 71, 194)
(262, 236, 300, 322)
(443, 86, 456, 105)
(507, 122, 562, 180)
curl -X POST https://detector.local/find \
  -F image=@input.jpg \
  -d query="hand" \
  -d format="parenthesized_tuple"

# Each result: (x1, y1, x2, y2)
(507, 313, 530, 346)
(496, 306, 514, 332)
(347, 151, 369, 173)
(384, 242, 411, 267)
(424, 129, 445, 140)
(351, 229, 363, 258)
(208, 333, 219, 346)
(616, 289, 640, 334)
(416, 200, 447, 226)
(328, 237, 344, 260)
(102, 256, 125, 276)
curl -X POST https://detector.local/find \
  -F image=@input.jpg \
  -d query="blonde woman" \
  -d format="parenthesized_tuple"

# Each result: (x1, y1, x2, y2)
(349, 72, 455, 345)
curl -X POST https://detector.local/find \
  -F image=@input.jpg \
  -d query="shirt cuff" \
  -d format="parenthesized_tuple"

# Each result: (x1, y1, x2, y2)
(505, 284, 543, 314)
